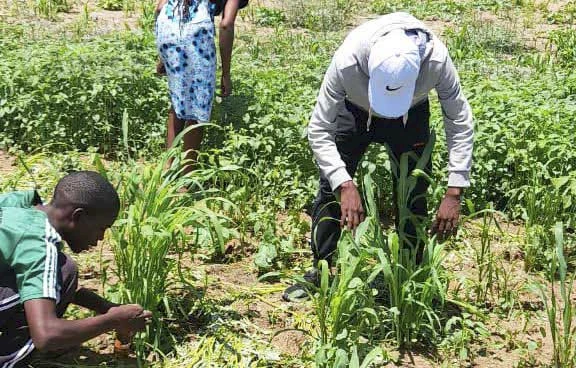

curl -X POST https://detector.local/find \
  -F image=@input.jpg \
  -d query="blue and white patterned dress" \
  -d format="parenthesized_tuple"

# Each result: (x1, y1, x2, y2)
(155, 0, 217, 122)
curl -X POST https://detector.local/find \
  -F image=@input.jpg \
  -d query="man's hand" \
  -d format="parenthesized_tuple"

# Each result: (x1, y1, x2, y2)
(338, 180, 365, 231)
(221, 74, 232, 97)
(431, 187, 462, 240)
(107, 304, 152, 334)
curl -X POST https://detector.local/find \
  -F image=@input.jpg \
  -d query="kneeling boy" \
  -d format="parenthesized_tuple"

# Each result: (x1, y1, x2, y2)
(0, 171, 151, 366)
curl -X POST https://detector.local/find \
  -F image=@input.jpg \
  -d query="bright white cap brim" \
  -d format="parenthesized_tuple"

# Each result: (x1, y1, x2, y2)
(368, 71, 417, 118)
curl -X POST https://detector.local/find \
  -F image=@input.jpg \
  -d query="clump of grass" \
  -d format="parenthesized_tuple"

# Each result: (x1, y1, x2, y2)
(34, 0, 70, 19)
(259, 0, 358, 32)
(445, 14, 525, 61)
(511, 170, 564, 272)
(549, 29, 576, 68)
(103, 128, 236, 361)
(371, 0, 468, 21)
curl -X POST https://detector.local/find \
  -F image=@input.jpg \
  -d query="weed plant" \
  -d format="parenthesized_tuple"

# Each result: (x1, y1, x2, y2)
(34, 0, 69, 19)
(531, 223, 576, 368)
(0, 29, 166, 154)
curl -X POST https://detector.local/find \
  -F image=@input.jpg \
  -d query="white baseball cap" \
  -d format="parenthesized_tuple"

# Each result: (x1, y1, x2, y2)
(368, 30, 421, 118)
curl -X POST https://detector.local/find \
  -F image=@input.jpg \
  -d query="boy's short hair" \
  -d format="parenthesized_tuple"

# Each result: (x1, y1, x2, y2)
(51, 171, 120, 217)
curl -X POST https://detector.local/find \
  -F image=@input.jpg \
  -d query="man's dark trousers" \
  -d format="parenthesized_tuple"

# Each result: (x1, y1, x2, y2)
(311, 99, 432, 265)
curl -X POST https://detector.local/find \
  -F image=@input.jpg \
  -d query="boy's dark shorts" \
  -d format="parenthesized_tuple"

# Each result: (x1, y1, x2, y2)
(0, 253, 78, 367)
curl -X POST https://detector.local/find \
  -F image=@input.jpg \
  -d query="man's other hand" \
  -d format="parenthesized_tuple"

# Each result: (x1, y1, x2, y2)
(431, 187, 462, 240)
(338, 180, 365, 231)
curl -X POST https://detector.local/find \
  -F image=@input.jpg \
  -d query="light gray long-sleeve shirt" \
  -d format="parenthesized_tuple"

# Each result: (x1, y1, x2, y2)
(308, 12, 474, 191)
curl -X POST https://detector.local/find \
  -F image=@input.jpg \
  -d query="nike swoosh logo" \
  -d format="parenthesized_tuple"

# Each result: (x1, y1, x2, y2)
(386, 85, 402, 91)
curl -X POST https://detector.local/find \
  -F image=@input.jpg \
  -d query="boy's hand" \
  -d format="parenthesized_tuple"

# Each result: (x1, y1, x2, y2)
(107, 304, 152, 333)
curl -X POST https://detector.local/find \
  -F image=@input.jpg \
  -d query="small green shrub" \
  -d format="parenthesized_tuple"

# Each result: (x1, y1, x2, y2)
(34, 0, 70, 19)
(252, 7, 287, 27)
(0, 30, 167, 155)
(549, 29, 576, 68)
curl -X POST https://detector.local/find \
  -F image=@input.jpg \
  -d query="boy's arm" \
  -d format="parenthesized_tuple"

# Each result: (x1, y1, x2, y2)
(24, 299, 151, 352)
(73, 288, 118, 314)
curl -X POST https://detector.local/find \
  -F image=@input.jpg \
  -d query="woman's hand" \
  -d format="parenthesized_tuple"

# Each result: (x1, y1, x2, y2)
(221, 75, 232, 97)
(156, 58, 166, 76)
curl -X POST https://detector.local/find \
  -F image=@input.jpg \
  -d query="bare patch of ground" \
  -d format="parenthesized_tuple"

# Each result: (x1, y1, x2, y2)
(58, 212, 562, 367)
(0, 151, 15, 176)
(0, 0, 138, 36)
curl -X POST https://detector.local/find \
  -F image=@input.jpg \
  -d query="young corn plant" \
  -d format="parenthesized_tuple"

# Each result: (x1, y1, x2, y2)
(460, 203, 504, 307)
(306, 174, 391, 366)
(372, 231, 446, 346)
(310, 234, 386, 368)
(370, 132, 447, 346)
(308, 131, 447, 363)
(531, 222, 576, 368)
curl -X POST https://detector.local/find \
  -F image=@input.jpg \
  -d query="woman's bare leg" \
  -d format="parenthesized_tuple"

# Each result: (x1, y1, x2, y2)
(182, 120, 204, 175)
(166, 109, 203, 174)
(166, 108, 184, 169)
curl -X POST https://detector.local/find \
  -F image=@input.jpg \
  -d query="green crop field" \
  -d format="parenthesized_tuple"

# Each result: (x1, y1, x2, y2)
(1, 0, 576, 367)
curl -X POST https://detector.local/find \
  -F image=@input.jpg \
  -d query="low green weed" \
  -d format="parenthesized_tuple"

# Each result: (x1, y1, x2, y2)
(98, 0, 135, 11)
(252, 7, 287, 27)
(0, 29, 167, 155)
(440, 313, 489, 362)
(549, 29, 576, 68)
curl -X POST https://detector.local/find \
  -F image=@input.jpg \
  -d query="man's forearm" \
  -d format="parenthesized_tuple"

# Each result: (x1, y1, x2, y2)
(446, 186, 463, 197)
(43, 314, 120, 351)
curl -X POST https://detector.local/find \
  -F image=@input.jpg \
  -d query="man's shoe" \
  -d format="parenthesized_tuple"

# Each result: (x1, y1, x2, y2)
(282, 268, 319, 302)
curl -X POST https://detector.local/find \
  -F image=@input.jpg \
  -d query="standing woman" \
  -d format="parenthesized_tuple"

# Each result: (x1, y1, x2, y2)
(155, 0, 241, 173)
